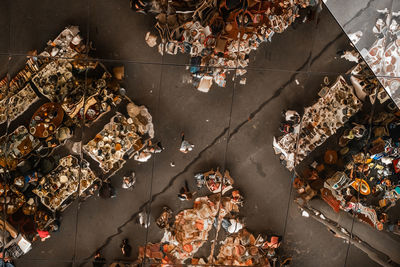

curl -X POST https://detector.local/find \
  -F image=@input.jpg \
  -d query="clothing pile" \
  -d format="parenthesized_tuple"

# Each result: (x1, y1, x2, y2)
(215, 229, 282, 266)
(138, 169, 284, 265)
(131, 0, 318, 92)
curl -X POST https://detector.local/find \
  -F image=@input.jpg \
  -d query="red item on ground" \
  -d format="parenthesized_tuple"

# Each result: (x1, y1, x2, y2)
(37, 229, 50, 239)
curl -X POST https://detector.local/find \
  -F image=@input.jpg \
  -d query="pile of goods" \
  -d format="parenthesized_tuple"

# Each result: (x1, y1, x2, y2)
(131, 0, 317, 91)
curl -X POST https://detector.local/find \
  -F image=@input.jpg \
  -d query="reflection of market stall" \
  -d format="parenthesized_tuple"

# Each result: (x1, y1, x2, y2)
(0, 25, 157, 259)
(275, 59, 400, 232)
(138, 168, 286, 266)
(273, 75, 363, 170)
(0, 84, 38, 124)
(294, 107, 400, 231)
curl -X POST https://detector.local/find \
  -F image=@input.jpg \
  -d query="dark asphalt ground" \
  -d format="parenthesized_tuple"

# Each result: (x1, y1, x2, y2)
(0, 0, 399, 266)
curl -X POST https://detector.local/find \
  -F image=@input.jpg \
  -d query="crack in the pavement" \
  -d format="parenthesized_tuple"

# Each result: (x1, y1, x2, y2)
(81, 25, 348, 265)
(309, 32, 343, 67)
(80, 126, 230, 264)
(342, 0, 374, 28)
(228, 54, 311, 141)
(228, 30, 347, 142)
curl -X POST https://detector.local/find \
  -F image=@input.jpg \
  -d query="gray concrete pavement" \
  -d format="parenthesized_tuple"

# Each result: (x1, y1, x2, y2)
(0, 0, 399, 267)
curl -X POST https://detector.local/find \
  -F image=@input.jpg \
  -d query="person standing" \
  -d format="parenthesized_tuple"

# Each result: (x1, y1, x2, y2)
(122, 172, 136, 190)
(99, 179, 116, 199)
(179, 132, 194, 153)
(177, 180, 196, 201)
(120, 239, 132, 257)
(93, 251, 106, 267)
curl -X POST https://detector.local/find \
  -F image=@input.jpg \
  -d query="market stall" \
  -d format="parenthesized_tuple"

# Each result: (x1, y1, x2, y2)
(274, 75, 363, 170)
(0, 84, 38, 124)
(29, 102, 64, 138)
(0, 126, 40, 171)
(0, 25, 158, 260)
(33, 155, 98, 212)
(84, 104, 155, 173)
(139, 168, 285, 266)
(131, 0, 318, 91)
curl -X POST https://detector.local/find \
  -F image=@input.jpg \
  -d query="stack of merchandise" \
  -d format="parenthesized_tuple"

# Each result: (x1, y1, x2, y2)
(132, 0, 317, 91)
(138, 169, 285, 266)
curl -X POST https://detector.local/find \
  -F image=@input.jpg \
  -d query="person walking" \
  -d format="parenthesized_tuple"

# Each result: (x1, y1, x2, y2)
(122, 172, 136, 190)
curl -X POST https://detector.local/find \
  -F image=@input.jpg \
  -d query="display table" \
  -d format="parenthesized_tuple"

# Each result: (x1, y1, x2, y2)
(33, 155, 98, 211)
(0, 126, 40, 170)
(29, 102, 64, 138)
(0, 84, 38, 124)
(84, 113, 144, 173)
